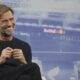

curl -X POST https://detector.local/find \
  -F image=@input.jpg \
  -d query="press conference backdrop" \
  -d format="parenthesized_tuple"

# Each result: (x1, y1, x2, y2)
(0, 0, 80, 80)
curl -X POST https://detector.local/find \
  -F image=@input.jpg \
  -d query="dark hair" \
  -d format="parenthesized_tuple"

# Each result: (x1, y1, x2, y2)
(0, 4, 14, 17)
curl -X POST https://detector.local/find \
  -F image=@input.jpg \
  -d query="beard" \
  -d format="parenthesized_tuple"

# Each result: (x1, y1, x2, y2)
(0, 29, 11, 37)
(0, 25, 15, 37)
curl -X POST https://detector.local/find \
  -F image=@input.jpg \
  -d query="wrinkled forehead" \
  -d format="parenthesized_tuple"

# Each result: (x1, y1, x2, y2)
(0, 11, 14, 21)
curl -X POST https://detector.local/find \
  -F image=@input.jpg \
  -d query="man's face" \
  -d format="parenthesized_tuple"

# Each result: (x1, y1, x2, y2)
(0, 11, 16, 36)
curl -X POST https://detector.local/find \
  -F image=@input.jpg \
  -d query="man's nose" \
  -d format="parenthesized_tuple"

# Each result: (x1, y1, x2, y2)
(7, 20, 12, 26)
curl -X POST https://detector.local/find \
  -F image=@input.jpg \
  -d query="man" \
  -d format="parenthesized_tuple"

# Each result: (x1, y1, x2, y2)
(0, 4, 42, 80)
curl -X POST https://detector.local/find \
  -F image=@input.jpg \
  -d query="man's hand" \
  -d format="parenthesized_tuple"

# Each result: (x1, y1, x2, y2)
(0, 47, 13, 64)
(12, 49, 27, 64)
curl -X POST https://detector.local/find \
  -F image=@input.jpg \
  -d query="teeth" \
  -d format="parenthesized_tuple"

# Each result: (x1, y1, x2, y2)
(7, 27, 13, 29)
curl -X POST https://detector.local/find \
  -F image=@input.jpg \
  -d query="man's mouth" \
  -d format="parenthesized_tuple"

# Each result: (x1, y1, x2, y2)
(3, 27, 13, 33)
(6, 27, 14, 31)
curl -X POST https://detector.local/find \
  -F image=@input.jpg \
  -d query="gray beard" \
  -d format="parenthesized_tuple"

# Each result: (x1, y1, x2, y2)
(0, 29, 11, 37)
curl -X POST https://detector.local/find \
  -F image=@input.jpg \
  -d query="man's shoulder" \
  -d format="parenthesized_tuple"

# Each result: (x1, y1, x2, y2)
(13, 37, 30, 46)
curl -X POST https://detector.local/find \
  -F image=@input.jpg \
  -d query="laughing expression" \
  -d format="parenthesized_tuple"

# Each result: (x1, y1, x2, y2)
(0, 11, 16, 36)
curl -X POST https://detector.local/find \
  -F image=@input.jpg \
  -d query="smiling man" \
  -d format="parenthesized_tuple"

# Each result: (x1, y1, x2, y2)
(0, 4, 42, 80)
